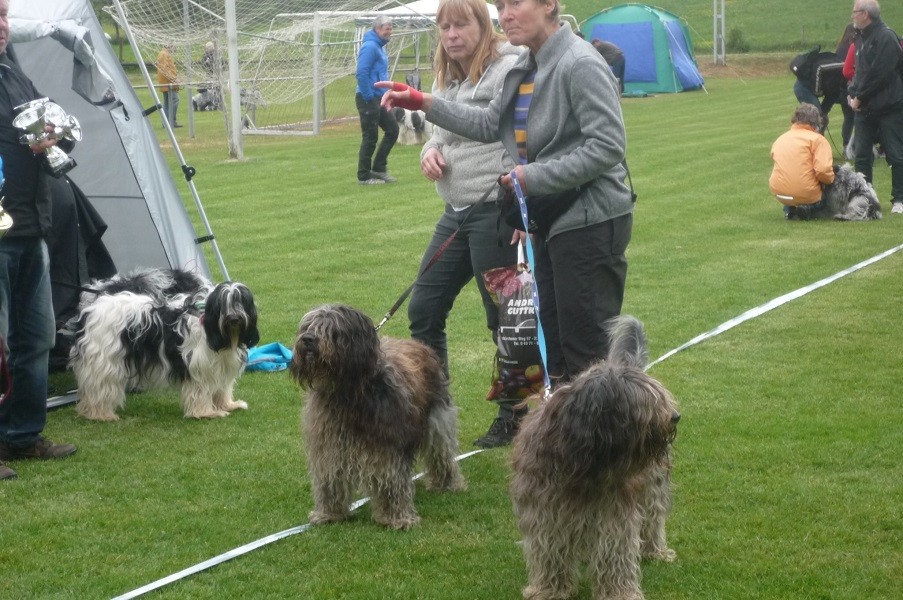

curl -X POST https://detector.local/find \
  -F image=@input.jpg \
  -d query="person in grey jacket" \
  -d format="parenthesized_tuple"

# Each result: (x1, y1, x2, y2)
(409, 0, 521, 448)
(380, 0, 633, 388)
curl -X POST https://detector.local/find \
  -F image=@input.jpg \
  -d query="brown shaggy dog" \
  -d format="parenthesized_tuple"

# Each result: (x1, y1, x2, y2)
(510, 315, 680, 600)
(289, 304, 466, 530)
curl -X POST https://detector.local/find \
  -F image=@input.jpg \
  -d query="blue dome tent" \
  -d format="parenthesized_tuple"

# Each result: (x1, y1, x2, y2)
(581, 4, 705, 95)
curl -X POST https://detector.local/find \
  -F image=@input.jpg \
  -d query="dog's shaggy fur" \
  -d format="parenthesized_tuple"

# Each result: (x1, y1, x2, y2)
(820, 164, 882, 221)
(289, 304, 465, 530)
(77, 268, 209, 307)
(510, 315, 680, 600)
(69, 270, 259, 421)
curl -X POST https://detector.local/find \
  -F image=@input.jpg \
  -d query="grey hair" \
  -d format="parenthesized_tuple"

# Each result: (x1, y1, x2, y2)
(792, 103, 823, 130)
(857, 0, 880, 19)
(372, 15, 392, 28)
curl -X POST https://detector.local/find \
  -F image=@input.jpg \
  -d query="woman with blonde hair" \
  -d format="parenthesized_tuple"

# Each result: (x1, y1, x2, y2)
(381, 0, 632, 390)
(408, 0, 523, 448)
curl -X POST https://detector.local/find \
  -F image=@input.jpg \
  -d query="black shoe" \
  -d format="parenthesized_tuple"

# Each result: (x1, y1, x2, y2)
(474, 416, 521, 448)
(0, 437, 77, 461)
(0, 461, 16, 480)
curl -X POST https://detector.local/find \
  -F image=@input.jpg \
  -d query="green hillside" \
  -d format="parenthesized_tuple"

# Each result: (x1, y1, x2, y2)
(563, 0, 903, 53)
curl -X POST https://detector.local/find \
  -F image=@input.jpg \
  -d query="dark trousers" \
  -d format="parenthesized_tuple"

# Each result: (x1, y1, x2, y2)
(356, 94, 398, 181)
(533, 214, 632, 382)
(408, 203, 518, 380)
(853, 106, 903, 203)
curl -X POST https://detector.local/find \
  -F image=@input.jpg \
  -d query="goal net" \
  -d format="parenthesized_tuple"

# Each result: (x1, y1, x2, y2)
(108, 0, 438, 136)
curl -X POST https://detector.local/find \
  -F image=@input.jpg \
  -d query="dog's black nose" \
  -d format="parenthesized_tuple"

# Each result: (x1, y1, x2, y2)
(301, 333, 317, 349)
(671, 411, 681, 424)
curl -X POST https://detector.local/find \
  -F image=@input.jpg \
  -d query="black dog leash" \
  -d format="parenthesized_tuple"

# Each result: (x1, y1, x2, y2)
(375, 181, 499, 331)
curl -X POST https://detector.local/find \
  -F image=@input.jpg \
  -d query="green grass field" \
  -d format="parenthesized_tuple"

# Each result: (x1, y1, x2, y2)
(2, 36, 903, 600)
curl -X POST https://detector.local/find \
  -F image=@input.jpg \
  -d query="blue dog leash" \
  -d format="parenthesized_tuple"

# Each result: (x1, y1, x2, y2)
(510, 172, 552, 397)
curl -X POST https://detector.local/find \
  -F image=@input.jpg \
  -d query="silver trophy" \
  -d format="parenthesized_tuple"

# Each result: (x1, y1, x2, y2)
(12, 97, 82, 177)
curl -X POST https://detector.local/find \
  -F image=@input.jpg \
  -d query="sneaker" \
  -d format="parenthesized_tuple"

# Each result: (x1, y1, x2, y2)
(0, 437, 77, 461)
(891, 203, 903, 214)
(370, 171, 397, 183)
(474, 416, 520, 448)
(0, 461, 16, 480)
(359, 178, 385, 185)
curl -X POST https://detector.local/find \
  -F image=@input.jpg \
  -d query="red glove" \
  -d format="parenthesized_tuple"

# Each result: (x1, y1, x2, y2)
(383, 82, 423, 111)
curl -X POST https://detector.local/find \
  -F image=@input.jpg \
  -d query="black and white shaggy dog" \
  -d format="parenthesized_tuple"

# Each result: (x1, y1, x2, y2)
(821, 164, 882, 221)
(392, 107, 431, 145)
(289, 304, 465, 530)
(77, 268, 210, 307)
(510, 315, 680, 600)
(69, 273, 259, 421)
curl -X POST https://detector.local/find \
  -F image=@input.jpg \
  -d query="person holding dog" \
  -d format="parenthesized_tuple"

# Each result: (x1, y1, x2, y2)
(769, 103, 836, 220)
(846, 0, 903, 214)
(379, 0, 632, 391)
(355, 16, 399, 185)
(408, 0, 521, 448)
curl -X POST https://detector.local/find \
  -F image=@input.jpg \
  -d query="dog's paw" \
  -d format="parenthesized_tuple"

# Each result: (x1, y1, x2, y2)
(79, 412, 120, 422)
(426, 474, 467, 493)
(77, 405, 120, 421)
(643, 547, 677, 562)
(309, 510, 349, 525)
(379, 514, 420, 530)
(184, 409, 230, 419)
(523, 584, 576, 600)
(222, 400, 248, 412)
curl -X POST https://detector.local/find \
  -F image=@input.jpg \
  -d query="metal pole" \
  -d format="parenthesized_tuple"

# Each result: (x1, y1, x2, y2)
(224, 0, 244, 159)
(183, 0, 195, 137)
(313, 12, 321, 135)
(111, 0, 230, 281)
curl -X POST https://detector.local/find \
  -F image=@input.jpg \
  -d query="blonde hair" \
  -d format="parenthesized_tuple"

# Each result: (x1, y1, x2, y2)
(434, 0, 505, 89)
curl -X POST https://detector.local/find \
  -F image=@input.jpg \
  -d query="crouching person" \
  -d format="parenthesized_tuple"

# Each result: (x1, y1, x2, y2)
(769, 103, 836, 220)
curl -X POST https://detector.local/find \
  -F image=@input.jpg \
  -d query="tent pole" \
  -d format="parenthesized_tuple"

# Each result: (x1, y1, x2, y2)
(111, 0, 230, 281)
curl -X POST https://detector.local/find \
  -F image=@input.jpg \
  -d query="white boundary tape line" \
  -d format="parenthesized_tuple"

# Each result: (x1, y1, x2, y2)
(111, 449, 485, 600)
(647, 242, 903, 370)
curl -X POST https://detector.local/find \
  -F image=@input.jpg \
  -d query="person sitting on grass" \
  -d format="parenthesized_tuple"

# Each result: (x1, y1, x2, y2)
(769, 103, 836, 220)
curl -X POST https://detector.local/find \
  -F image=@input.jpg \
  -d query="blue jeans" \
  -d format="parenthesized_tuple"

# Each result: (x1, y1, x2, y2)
(408, 202, 517, 393)
(162, 90, 180, 125)
(0, 237, 55, 447)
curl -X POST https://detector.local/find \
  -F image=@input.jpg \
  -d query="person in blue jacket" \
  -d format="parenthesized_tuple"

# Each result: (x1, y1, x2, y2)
(355, 16, 399, 185)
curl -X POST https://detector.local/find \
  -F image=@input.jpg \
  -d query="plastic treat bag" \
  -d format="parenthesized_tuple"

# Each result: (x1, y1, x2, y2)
(481, 244, 545, 401)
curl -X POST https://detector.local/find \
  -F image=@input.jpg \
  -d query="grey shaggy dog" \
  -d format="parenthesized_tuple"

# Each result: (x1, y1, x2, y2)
(819, 164, 882, 221)
(289, 304, 466, 530)
(510, 315, 680, 600)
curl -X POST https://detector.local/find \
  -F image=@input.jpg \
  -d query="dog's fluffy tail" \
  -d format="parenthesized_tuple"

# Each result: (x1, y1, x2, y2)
(605, 315, 649, 370)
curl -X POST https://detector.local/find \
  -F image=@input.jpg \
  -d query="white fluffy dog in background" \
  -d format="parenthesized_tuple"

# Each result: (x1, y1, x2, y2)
(69, 270, 259, 421)
(392, 107, 432, 145)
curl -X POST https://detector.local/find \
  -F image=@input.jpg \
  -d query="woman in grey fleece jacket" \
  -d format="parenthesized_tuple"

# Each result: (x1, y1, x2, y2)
(380, 0, 633, 385)
(408, 0, 523, 448)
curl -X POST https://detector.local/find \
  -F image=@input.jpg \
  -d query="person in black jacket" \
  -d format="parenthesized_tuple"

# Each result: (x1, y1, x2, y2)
(0, 0, 77, 481)
(847, 0, 903, 213)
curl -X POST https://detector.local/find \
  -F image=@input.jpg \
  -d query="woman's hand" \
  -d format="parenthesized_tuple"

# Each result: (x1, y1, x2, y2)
(510, 229, 529, 247)
(421, 147, 447, 181)
(499, 165, 527, 195)
(376, 81, 430, 112)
